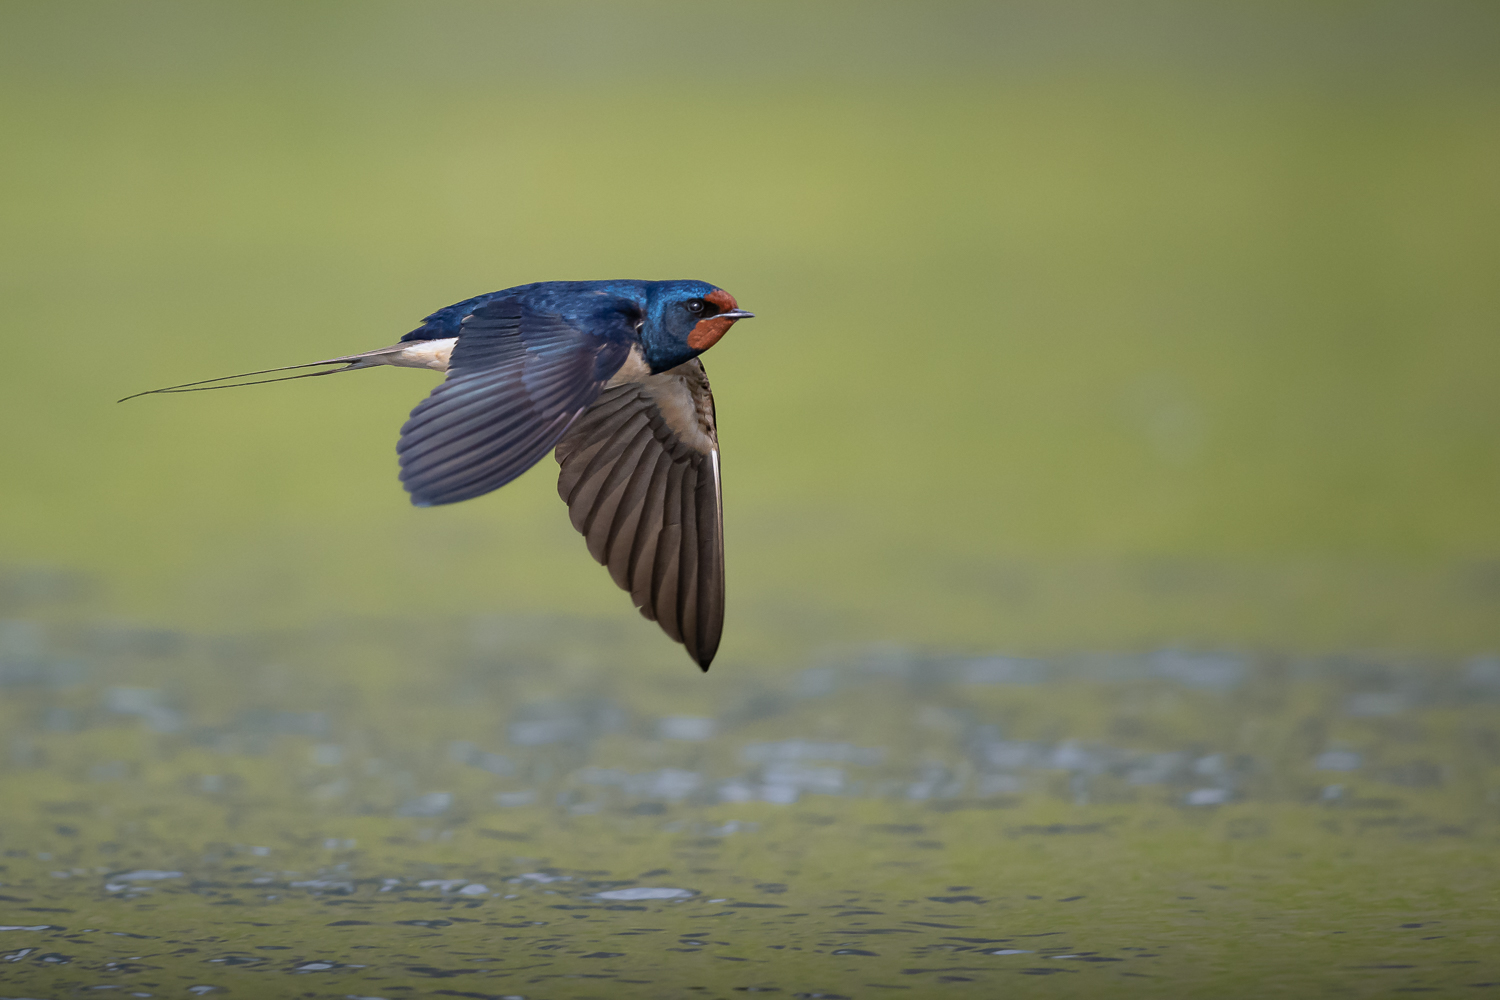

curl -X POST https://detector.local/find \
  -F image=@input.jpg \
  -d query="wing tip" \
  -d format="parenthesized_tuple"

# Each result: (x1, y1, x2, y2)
(689, 641, 718, 672)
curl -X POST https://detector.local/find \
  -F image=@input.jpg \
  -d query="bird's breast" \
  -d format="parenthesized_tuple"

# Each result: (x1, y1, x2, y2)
(605, 347, 716, 455)
(604, 344, 654, 388)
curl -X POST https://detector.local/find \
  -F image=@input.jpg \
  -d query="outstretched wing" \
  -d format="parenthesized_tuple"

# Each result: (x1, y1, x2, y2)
(399, 299, 631, 507)
(554, 358, 724, 670)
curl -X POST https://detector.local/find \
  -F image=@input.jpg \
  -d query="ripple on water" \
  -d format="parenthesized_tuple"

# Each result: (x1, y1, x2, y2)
(595, 887, 696, 901)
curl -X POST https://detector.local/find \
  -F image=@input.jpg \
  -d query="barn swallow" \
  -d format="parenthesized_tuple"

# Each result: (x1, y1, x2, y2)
(122, 280, 754, 670)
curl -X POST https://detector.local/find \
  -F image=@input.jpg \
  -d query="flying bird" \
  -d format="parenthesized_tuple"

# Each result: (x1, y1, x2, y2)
(122, 280, 754, 670)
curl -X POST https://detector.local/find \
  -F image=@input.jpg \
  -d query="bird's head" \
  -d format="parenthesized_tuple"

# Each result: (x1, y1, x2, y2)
(640, 281, 754, 373)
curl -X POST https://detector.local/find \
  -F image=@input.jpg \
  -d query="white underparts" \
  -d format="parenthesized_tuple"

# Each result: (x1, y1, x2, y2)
(358, 338, 456, 372)
(363, 339, 715, 455)
(647, 373, 716, 454)
(608, 346, 717, 455)
(604, 344, 654, 387)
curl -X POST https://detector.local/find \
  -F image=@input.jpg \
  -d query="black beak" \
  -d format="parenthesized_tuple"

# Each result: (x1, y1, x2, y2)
(718, 309, 755, 320)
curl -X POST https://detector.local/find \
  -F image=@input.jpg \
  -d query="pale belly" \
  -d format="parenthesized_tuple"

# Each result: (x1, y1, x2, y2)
(365, 338, 456, 371)
(373, 339, 714, 454)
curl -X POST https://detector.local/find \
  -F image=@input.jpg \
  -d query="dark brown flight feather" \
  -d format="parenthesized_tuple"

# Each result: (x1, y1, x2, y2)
(554, 359, 724, 670)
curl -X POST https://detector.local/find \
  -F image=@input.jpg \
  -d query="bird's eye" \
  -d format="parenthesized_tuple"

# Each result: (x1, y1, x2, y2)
(685, 298, 707, 315)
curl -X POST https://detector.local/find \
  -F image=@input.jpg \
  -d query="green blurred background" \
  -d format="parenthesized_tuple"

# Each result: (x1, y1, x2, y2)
(3, 1, 1498, 661)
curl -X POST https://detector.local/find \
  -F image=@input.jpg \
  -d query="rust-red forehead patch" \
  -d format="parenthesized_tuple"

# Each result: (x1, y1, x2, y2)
(686, 288, 744, 350)
(687, 288, 744, 350)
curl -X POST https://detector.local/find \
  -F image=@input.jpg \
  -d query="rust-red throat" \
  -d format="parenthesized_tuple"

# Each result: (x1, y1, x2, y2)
(685, 289, 742, 351)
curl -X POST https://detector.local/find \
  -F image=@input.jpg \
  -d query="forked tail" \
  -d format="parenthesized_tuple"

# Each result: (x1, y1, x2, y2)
(117, 344, 411, 403)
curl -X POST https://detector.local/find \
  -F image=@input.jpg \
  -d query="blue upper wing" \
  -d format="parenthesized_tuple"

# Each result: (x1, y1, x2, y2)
(397, 298, 633, 507)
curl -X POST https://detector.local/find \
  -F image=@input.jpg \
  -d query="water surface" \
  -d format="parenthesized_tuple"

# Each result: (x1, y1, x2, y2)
(2, 613, 1497, 996)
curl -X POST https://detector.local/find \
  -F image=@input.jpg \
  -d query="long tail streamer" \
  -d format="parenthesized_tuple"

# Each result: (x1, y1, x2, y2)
(117, 350, 403, 403)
